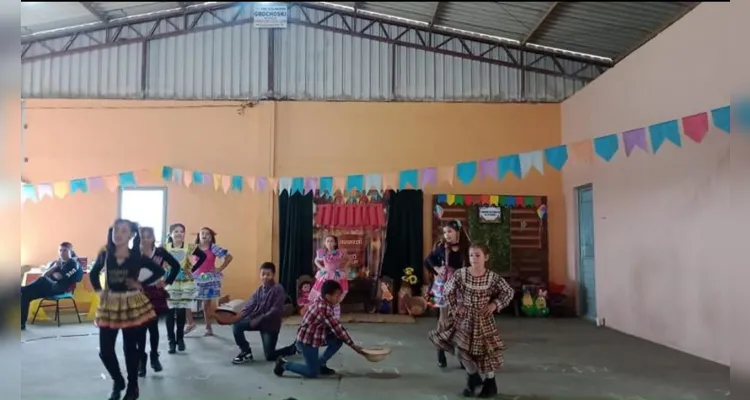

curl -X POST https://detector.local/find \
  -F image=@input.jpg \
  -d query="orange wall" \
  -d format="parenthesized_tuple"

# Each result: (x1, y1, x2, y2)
(22, 100, 564, 299)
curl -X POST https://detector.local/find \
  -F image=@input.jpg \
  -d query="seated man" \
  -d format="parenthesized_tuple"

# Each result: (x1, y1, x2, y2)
(232, 262, 287, 363)
(273, 280, 366, 378)
(21, 242, 81, 330)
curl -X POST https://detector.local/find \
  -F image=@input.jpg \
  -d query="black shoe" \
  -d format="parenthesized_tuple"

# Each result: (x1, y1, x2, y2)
(462, 373, 482, 397)
(138, 354, 147, 377)
(168, 342, 177, 354)
(150, 352, 163, 372)
(177, 339, 186, 352)
(477, 377, 497, 398)
(108, 379, 126, 400)
(277, 343, 298, 357)
(273, 358, 286, 376)
(438, 350, 447, 368)
(320, 365, 336, 375)
(21, 325, 25, 331)
(122, 383, 139, 400)
(232, 350, 253, 365)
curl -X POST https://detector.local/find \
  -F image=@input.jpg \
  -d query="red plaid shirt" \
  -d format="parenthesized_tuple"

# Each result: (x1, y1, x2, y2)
(296, 297, 354, 348)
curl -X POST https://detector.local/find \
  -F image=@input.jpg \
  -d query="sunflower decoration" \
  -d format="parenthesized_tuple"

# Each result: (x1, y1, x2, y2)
(401, 267, 418, 286)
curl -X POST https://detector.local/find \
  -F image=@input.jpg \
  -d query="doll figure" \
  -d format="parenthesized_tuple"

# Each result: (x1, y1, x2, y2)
(398, 284, 412, 315)
(297, 281, 312, 316)
(379, 280, 393, 314)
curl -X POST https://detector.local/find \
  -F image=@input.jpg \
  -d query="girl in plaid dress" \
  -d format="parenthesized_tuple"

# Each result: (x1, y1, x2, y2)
(193, 227, 233, 336)
(424, 219, 470, 368)
(428, 243, 514, 398)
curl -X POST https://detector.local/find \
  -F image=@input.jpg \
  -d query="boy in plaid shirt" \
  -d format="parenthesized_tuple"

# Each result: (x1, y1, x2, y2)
(274, 280, 365, 378)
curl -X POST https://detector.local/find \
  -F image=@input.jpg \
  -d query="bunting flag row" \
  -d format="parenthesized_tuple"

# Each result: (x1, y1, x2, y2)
(21, 105, 734, 204)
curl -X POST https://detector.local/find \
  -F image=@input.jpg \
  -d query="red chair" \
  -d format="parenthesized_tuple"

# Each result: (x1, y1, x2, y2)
(31, 281, 83, 327)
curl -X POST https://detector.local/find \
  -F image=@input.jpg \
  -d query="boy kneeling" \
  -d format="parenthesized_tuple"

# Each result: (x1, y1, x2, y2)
(274, 280, 365, 378)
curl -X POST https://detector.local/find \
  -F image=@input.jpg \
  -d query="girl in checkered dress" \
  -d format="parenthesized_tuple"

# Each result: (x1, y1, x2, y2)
(193, 227, 233, 336)
(424, 219, 470, 368)
(428, 242, 514, 398)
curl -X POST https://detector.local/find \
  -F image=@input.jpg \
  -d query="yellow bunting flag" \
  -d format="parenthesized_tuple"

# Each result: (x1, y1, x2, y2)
(212, 174, 222, 191)
(381, 173, 398, 191)
(221, 175, 231, 194)
(446, 194, 456, 205)
(489, 195, 499, 206)
(150, 167, 163, 181)
(183, 170, 193, 187)
(53, 181, 69, 199)
(103, 175, 119, 192)
(246, 177, 256, 192)
(438, 166, 454, 185)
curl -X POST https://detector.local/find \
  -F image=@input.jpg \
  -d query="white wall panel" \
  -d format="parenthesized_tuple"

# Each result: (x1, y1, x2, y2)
(147, 24, 270, 99)
(22, 43, 142, 98)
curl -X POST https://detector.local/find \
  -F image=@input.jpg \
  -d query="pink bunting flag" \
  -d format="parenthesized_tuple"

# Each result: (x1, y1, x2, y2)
(221, 175, 231, 194)
(622, 128, 648, 156)
(420, 167, 437, 188)
(682, 112, 709, 143)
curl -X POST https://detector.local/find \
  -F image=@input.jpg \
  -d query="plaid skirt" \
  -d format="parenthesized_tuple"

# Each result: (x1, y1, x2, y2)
(142, 285, 169, 315)
(194, 271, 222, 300)
(95, 291, 156, 329)
(428, 306, 505, 373)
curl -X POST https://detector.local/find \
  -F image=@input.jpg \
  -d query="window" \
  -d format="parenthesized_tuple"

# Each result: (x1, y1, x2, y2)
(119, 187, 167, 245)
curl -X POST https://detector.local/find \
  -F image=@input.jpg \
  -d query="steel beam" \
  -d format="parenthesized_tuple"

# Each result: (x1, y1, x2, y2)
(21, 2, 610, 82)
(429, 2, 448, 29)
(79, 2, 109, 23)
(521, 2, 558, 46)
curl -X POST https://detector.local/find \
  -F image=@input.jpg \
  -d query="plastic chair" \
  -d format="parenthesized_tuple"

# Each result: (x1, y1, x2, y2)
(31, 267, 85, 327)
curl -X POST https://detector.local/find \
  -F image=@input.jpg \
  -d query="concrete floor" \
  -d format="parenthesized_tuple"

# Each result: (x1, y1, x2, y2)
(21, 317, 728, 400)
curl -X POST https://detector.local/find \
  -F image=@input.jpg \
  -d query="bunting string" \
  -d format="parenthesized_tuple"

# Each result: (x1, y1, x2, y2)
(20, 105, 734, 204)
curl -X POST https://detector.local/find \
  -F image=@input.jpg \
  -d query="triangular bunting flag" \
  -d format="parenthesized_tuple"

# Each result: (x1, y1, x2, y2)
(183, 170, 193, 187)
(682, 112, 709, 143)
(648, 120, 681, 153)
(593, 134, 619, 162)
(70, 178, 88, 194)
(544, 145, 568, 171)
(21, 184, 37, 203)
(37, 183, 53, 200)
(437, 166, 454, 185)
(519, 150, 544, 177)
(622, 128, 648, 156)
(398, 170, 418, 190)
(478, 159, 498, 180)
(363, 174, 381, 192)
(711, 106, 730, 133)
(420, 168, 436, 188)
(53, 181, 69, 199)
(221, 175, 231, 194)
(568, 141, 594, 164)
(267, 177, 279, 193)
(231, 175, 244, 192)
(246, 176, 256, 191)
(497, 155, 521, 179)
(278, 177, 293, 194)
(456, 162, 477, 185)
(213, 174, 222, 191)
(290, 177, 304, 194)
(103, 176, 119, 192)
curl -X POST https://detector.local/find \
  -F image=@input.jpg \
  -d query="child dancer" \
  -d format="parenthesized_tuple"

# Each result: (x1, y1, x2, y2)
(308, 235, 348, 319)
(194, 227, 233, 336)
(89, 219, 165, 400)
(137, 227, 180, 376)
(163, 223, 206, 352)
(428, 243, 514, 398)
(423, 219, 470, 368)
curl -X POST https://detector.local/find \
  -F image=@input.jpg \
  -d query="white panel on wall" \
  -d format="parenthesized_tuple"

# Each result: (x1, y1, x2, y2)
(274, 15, 392, 101)
(147, 24, 270, 100)
(22, 43, 143, 99)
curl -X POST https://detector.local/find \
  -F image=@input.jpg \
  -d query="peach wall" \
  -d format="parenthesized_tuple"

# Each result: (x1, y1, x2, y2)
(561, 1, 744, 365)
(22, 100, 565, 299)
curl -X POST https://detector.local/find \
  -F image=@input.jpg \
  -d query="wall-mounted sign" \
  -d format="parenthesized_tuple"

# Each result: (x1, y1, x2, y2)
(253, 3, 288, 29)
(478, 206, 503, 223)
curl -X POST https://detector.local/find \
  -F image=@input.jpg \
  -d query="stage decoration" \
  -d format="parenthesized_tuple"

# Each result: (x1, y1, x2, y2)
(20, 105, 733, 203)
(521, 286, 550, 317)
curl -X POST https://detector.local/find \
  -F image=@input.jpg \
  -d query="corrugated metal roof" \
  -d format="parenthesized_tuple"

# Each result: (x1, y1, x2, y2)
(21, 2, 698, 61)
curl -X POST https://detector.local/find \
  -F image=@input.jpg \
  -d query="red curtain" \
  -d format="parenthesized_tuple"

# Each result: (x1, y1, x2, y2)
(314, 203, 385, 229)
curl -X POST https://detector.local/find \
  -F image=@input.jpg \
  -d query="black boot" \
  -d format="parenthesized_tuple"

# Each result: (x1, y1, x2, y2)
(137, 354, 147, 377)
(100, 352, 126, 400)
(438, 349, 447, 368)
(168, 341, 177, 354)
(123, 382, 139, 400)
(477, 376, 497, 398)
(108, 379, 126, 400)
(462, 373, 482, 397)
(177, 339, 186, 352)
(150, 351, 163, 372)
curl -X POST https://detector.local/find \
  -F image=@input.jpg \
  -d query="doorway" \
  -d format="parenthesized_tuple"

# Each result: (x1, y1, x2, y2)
(576, 184, 596, 320)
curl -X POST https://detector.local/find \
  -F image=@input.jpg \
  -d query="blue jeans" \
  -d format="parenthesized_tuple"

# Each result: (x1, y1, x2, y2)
(284, 334, 343, 378)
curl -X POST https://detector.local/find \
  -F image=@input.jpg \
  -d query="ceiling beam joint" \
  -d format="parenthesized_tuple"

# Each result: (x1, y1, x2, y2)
(429, 2, 447, 29)
(79, 2, 109, 23)
(521, 2, 558, 46)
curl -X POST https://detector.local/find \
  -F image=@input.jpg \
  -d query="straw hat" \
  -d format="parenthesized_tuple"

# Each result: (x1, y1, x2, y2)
(407, 297, 427, 316)
(361, 347, 392, 362)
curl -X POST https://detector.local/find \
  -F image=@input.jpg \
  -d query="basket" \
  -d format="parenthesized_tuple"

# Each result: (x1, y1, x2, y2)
(361, 347, 392, 363)
(407, 297, 427, 316)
